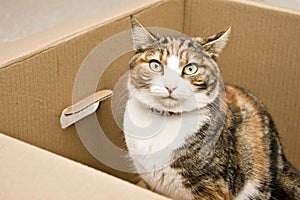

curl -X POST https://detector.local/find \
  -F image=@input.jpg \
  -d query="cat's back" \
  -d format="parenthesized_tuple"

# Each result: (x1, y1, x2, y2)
(224, 83, 281, 163)
(224, 84, 285, 198)
(225, 84, 273, 129)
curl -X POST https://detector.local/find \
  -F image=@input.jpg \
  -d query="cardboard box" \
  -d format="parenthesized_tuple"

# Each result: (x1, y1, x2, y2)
(0, 0, 299, 198)
(0, 133, 169, 199)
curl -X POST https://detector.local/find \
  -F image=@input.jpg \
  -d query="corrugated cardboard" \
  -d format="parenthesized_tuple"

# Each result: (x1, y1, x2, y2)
(0, 0, 299, 198)
(185, 0, 300, 168)
(0, 0, 185, 182)
(0, 133, 169, 200)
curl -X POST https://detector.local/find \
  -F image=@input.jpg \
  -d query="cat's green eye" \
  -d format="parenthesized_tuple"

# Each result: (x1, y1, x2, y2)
(183, 63, 198, 75)
(149, 60, 163, 72)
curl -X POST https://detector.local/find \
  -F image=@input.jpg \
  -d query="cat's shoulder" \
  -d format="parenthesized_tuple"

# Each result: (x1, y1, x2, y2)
(225, 84, 253, 97)
(224, 84, 265, 110)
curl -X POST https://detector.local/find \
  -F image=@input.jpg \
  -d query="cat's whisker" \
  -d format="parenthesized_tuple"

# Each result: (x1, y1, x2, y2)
(114, 96, 129, 110)
(116, 87, 130, 96)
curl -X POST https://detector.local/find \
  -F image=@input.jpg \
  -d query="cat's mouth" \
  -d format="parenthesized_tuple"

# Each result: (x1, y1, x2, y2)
(158, 96, 180, 108)
(162, 96, 177, 100)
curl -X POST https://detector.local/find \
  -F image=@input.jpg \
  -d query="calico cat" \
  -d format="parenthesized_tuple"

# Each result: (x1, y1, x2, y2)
(123, 17, 300, 200)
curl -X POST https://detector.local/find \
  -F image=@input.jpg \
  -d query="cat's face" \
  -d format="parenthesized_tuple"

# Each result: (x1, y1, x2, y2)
(128, 18, 230, 113)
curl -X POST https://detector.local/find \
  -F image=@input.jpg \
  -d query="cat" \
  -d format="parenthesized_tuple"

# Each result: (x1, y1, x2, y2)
(123, 17, 300, 200)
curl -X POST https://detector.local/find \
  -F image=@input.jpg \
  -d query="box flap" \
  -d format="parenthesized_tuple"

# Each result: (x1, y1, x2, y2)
(0, 133, 169, 200)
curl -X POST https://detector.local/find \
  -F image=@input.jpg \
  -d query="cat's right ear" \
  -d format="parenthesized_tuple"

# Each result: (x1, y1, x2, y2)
(194, 27, 231, 59)
(130, 16, 158, 51)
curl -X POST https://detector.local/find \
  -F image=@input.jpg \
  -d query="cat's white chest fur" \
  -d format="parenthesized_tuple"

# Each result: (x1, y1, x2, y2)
(124, 98, 208, 199)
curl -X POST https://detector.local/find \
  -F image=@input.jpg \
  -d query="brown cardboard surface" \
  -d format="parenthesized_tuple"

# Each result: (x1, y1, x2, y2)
(0, 0, 299, 197)
(0, 133, 169, 200)
(0, 0, 185, 183)
(184, 0, 300, 169)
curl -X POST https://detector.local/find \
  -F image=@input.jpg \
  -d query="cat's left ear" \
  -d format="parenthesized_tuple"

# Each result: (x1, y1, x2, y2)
(130, 16, 158, 51)
(194, 27, 231, 58)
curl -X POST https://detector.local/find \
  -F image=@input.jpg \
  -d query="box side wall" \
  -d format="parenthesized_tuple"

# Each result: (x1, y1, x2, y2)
(0, 133, 169, 200)
(185, 0, 300, 169)
(0, 0, 185, 183)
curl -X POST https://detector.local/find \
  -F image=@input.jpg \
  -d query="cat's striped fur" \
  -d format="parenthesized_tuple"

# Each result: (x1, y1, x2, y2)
(124, 17, 300, 200)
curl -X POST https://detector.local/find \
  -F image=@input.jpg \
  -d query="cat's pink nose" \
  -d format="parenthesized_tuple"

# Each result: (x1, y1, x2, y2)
(165, 87, 176, 95)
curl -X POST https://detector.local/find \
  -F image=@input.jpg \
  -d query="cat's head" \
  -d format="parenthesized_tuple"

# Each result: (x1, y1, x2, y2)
(128, 17, 230, 113)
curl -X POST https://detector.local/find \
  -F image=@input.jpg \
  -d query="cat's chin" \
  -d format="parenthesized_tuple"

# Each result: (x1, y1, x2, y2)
(157, 97, 182, 111)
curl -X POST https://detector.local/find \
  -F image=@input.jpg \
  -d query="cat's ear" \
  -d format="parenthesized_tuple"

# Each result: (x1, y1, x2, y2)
(130, 16, 158, 51)
(194, 27, 231, 58)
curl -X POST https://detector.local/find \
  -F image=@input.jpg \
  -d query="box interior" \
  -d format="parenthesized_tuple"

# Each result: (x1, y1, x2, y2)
(0, 0, 299, 189)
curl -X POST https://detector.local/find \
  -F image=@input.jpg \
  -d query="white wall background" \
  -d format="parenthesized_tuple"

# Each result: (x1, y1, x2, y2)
(258, 0, 300, 9)
(0, 0, 145, 43)
(0, 0, 299, 44)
